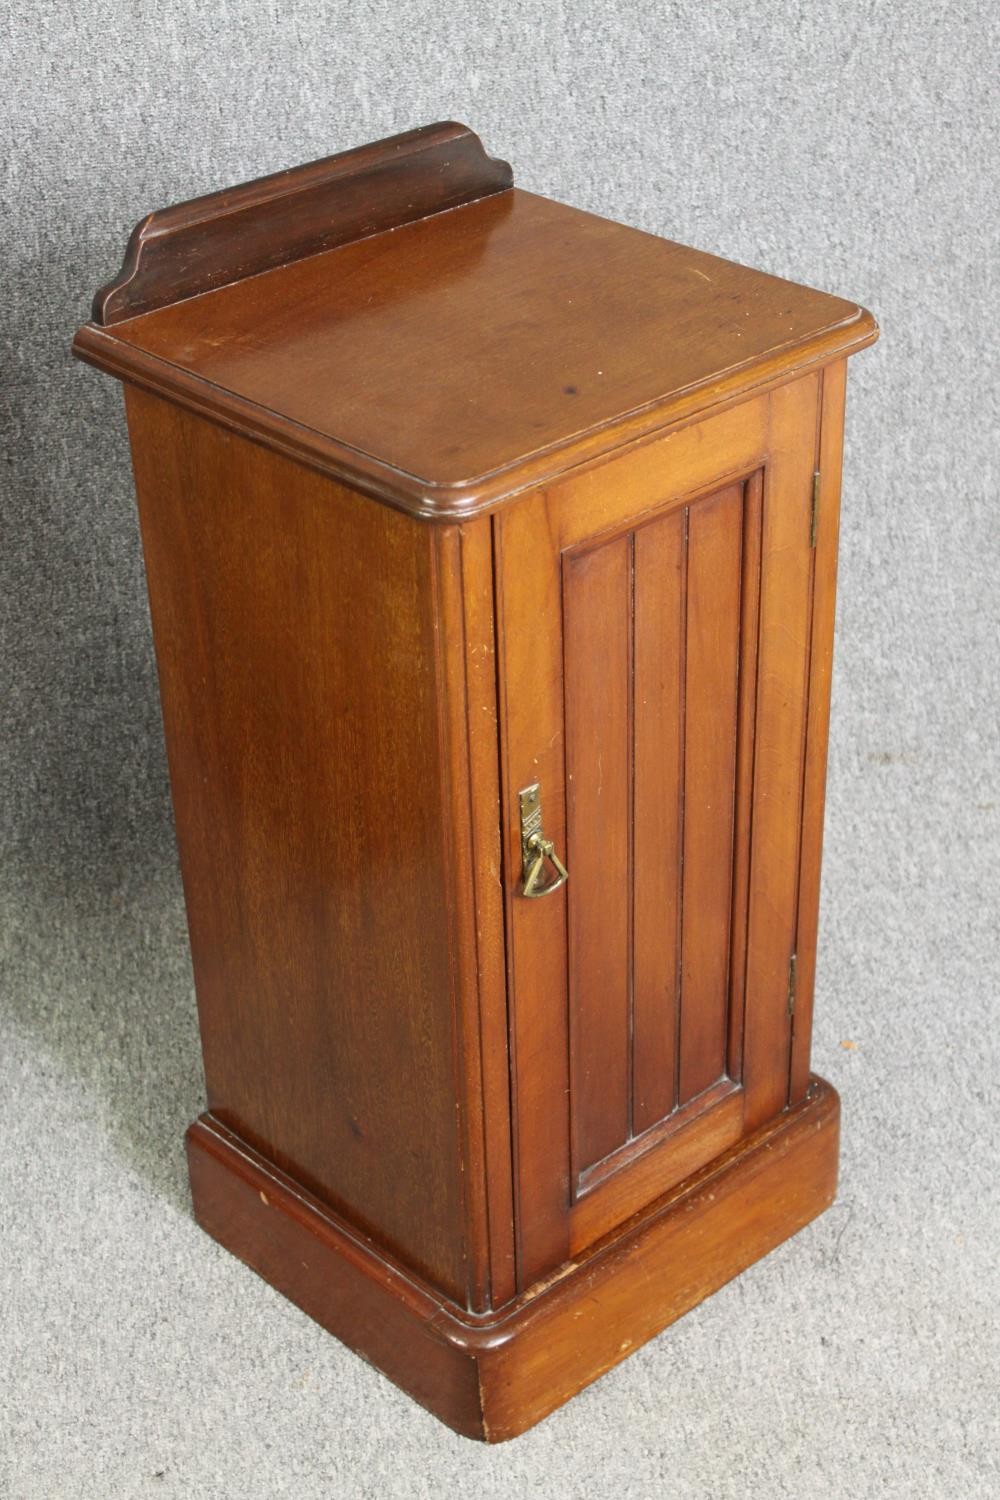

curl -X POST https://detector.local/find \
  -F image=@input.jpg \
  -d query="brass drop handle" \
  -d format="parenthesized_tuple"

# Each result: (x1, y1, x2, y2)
(519, 783, 569, 899)
(523, 832, 570, 899)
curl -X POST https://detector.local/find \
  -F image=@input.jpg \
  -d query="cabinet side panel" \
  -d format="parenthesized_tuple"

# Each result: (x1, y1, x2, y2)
(125, 389, 467, 1299)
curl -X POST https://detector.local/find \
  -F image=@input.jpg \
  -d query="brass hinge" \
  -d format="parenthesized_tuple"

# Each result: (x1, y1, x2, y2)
(810, 471, 821, 548)
(787, 952, 798, 1016)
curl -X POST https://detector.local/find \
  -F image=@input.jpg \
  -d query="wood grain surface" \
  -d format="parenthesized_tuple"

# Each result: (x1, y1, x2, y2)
(188, 1077, 839, 1441)
(92, 121, 511, 325)
(75, 132, 877, 1437)
(76, 177, 876, 518)
(124, 388, 512, 1306)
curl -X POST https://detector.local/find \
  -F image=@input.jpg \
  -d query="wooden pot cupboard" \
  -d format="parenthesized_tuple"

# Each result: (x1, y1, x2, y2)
(74, 123, 878, 1441)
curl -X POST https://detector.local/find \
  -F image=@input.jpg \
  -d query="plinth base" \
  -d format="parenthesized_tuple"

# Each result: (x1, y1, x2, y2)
(187, 1076, 839, 1442)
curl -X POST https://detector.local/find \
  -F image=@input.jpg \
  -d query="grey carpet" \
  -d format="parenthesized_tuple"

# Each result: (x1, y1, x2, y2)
(2, 2, 998, 1496)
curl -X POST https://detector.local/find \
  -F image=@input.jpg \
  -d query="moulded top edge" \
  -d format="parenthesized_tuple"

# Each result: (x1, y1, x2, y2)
(75, 173, 878, 522)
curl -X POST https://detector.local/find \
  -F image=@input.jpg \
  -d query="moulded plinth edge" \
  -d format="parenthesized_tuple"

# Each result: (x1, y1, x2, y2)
(186, 1076, 840, 1441)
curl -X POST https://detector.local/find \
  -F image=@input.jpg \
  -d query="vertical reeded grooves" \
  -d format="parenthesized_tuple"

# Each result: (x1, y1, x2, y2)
(676, 484, 743, 1105)
(565, 481, 749, 1184)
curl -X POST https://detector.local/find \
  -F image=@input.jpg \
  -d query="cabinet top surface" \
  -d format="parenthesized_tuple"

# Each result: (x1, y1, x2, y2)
(75, 127, 876, 519)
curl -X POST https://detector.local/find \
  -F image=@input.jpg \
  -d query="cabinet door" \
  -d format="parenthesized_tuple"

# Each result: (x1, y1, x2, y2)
(496, 378, 822, 1289)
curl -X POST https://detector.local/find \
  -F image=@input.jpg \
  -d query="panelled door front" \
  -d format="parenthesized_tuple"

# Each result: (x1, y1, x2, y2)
(496, 378, 823, 1290)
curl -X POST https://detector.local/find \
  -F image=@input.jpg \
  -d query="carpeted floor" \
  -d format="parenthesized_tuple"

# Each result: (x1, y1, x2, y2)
(3, 2, 998, 1496)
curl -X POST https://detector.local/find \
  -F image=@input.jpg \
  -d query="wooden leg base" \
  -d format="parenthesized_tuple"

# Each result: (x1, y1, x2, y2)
(187, 1076, 839, 1442)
